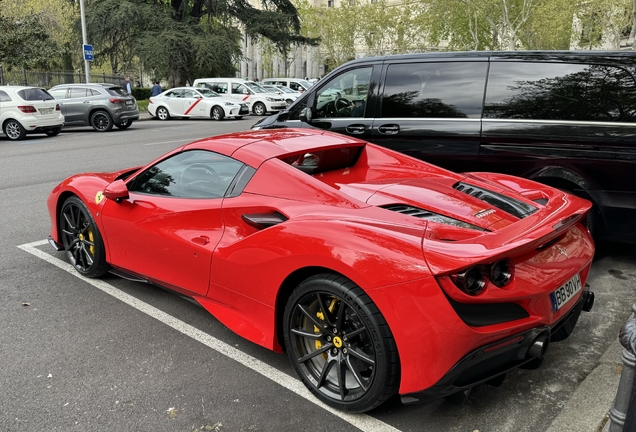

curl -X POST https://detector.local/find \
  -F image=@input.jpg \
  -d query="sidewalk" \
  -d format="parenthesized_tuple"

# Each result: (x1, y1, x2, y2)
(138, 111, 153, 121)
(546, 337, 622, 432)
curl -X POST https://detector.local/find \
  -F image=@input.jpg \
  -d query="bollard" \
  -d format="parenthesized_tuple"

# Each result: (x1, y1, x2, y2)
(608, 304, 636, 432)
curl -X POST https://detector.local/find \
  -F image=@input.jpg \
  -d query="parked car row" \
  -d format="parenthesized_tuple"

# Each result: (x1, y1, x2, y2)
(0, 83, 139, 141)
(0, 78, 312, 140)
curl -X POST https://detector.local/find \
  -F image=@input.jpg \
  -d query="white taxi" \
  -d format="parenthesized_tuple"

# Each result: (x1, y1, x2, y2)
(0, 86, 64, 140)
(148, 87, 249, 121)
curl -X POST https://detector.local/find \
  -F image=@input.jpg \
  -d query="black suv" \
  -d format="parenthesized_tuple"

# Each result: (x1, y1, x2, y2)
(253, 51, 636, 243)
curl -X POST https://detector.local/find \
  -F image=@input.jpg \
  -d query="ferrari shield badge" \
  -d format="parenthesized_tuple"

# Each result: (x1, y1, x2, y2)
(95, 191, 105, 204)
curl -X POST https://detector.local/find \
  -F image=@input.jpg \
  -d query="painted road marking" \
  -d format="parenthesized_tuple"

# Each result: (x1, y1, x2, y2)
(18, 240, 402, 432)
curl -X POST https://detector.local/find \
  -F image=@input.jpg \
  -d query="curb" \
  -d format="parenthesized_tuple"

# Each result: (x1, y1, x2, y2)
(545, 338, 622, 432)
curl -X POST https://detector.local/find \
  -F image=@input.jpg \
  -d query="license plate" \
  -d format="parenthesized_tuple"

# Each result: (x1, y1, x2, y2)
(125, 100, 133, 106)
(39, 108, 53, 114)
(550, 274, 581, 311)
(239, 108, 249, 114)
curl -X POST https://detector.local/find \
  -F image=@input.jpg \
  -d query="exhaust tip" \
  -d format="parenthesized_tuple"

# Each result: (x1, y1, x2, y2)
(583, 291, 595, 312)
(528, 333, 550, 359)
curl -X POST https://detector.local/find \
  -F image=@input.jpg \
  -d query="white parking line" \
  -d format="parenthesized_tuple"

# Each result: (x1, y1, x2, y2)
(18, 240, 402, 432)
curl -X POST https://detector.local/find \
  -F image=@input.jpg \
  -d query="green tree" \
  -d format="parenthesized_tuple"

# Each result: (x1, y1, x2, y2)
(0, 13, 63, 70)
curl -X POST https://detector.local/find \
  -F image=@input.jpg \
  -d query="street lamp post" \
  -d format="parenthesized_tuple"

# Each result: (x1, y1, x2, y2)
(78, 0, 90, 83)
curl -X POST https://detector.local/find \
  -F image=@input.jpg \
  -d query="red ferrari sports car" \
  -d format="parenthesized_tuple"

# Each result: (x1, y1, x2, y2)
(47, 129, 595, 413)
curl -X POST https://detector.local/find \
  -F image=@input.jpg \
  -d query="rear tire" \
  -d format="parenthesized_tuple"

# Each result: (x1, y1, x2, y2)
(156, 106, 170, 121)
(90, 110, 113, 132)
(45, 127, 62, 137)
(3, 119, 26, 140)
(283, 274, 400, 413)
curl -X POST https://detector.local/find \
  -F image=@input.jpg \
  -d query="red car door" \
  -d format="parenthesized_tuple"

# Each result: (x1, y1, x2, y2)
(101, 195, 223, 296)
(99, 149, 244, 296)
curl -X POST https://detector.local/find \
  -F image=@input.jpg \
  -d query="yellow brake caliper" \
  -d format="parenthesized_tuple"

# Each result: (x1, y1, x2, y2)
(87, 227, 95, 256)
(315, 298, 338, 358)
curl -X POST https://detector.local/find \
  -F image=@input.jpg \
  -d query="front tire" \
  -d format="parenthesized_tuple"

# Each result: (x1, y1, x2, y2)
(156, 106, 170, 121)
(90, 111, 113, 132)
(59, 196, 109, 278)
(4, 119, 26, 140)
(283, 274, 400, 413)
(116, 119, 133, 130)
(211, 106, 224, 121)
(253, 102, 267, 116)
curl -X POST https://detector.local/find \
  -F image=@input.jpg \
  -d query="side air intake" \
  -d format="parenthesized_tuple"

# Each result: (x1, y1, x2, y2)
(382, 204, 487, 231)
(453, 182, 538, 219)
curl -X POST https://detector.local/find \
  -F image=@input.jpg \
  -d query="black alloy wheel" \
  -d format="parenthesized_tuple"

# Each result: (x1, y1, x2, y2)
(59, 196, 109, 278)
(284, 274, 400, 412)
(90, 110, 113, 132)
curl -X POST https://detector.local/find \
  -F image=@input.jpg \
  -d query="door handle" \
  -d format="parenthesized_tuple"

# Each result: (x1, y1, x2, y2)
(378, 124, 400, 135)
(346, 124, 366, 134)
(192, 235, 210, 245)
(83, 101, 91, 104)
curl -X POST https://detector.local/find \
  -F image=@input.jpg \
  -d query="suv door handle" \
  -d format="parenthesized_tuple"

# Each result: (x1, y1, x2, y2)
(378, 124, 400, 135)
(346, 124, 366, 134)
(83, 100, 91, 104)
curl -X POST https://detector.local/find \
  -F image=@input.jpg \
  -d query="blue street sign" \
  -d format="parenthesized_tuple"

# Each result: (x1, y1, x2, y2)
(83, 44, 93, 61)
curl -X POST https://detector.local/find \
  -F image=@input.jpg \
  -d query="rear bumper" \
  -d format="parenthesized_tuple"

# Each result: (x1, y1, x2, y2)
(401, 287, 594, 404)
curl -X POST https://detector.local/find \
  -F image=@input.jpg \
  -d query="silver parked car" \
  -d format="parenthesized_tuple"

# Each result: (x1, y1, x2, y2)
(48, 83, 139, 132)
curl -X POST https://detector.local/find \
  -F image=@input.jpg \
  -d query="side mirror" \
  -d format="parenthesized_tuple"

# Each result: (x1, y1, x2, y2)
(299, 107, 313, 124)
(103, 179, 129, 203)
(194, 94, 202, 99)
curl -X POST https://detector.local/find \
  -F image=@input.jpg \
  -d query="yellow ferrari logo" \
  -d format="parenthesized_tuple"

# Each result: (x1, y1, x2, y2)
(333, 336, 343, 348)
(95, 191, 104, 204)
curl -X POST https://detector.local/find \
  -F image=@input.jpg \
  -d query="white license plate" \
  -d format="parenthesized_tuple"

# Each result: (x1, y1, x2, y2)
(39, 108, 53, 114)
(125, 100, 133, 106)
(550, 274, 581, 311)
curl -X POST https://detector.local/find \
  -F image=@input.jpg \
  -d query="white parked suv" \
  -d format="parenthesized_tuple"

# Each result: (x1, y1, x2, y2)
(0, 86, 64, 140)
(193, 78, 286, 115)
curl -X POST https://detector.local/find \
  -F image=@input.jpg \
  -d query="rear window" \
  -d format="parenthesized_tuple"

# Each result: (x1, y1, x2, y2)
(279, 146, 363, 174)
(106, 87, 128, 97)
(17, 88, 54, 101)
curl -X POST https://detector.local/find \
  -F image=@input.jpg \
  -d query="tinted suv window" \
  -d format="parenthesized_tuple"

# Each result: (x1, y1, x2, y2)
(0, 90, 12, 102)
(484, 62, 636, 122)
(313, 67, 372, 118)
(17, 88, 55, 101)
(381, 62, 486, 119)
(48, 89, 67, 99)
(106, 86, 128, 97)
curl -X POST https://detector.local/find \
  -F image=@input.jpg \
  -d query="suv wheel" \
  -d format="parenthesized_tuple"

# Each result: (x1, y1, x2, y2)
(90, 111, 113, 132)
(117, 119, 133, 130)
(3, 120, 26, 140)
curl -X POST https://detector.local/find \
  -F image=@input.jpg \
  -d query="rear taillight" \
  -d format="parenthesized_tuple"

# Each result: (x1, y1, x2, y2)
(451, 266, 488, 295)
(490, 259, 514, 288)
(450, 259, 515, 295)
(149, 98, 154, 104)
(55, 104, 61, 111)
(109, 98, 125, 104)
(17, 106, 37, 113)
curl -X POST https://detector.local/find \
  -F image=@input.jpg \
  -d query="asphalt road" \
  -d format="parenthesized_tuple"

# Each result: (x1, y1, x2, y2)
(1, 117, 635, 432)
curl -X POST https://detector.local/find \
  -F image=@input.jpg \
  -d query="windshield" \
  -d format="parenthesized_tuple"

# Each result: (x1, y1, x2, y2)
(298, 80, 312, 88)
(245, 82, 268, 93)
(197, 88, 220, 98)
(277, 86, 295, 93)
(107, 87, 128, 97)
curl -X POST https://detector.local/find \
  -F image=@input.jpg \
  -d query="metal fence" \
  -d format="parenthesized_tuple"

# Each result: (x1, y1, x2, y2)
(0, 67, 126, 88)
